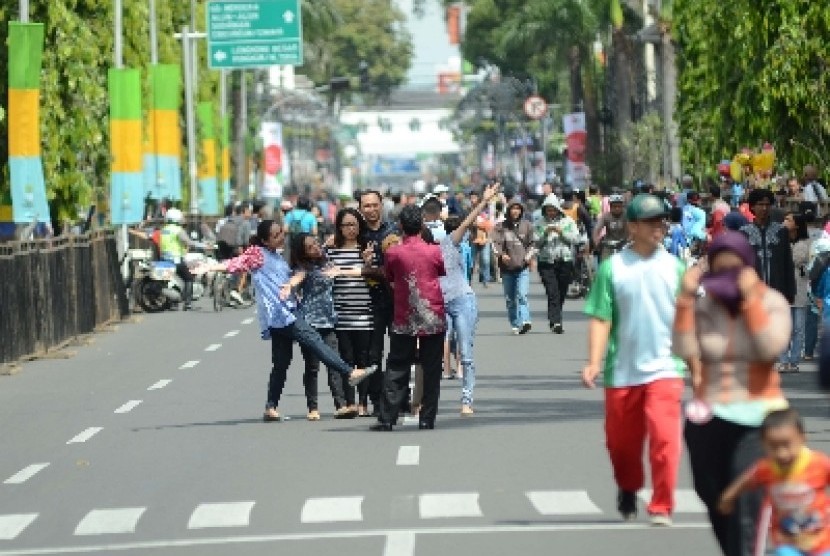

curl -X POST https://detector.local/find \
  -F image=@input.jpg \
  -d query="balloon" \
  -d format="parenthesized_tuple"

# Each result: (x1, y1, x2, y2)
(730, 160, 743, 182)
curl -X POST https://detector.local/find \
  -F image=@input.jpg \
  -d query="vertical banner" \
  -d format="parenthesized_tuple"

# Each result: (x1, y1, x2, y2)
(197, 102, 220, 216)
(8, 22, 50, 224)
(144, 64, 183, 201)
(109, 68, 144, 225)
(260, 122, 285, 199)
(220, 115, 231, 205)
(563, 112, 589, 188)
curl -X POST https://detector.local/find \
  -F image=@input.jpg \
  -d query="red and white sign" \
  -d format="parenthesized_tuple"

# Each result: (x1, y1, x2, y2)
(563, 112, 589, 187)
(260, 122, 287, 199)
(523, 95, 548, 120)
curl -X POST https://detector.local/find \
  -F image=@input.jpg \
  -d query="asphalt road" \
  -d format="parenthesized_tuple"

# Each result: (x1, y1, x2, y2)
(1, 277, 827, 555)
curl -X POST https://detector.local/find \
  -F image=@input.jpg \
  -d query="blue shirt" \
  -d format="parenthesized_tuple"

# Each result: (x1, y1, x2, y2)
(439, 236, 474, 303)
(250, 248, 297, 338)
(682, 204, 707, 241)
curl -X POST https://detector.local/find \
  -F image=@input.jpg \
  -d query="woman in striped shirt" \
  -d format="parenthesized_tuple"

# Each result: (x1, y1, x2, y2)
(327, 208, 376, 416)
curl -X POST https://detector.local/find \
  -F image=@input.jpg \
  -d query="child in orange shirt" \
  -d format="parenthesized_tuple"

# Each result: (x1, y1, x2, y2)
(720, 409, 830, 556)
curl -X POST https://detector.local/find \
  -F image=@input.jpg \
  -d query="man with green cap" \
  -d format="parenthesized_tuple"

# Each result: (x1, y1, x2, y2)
(581, 193, 687, 527)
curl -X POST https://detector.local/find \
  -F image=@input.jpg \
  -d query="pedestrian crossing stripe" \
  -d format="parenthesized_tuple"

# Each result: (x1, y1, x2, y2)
(0, 489, 707, 540)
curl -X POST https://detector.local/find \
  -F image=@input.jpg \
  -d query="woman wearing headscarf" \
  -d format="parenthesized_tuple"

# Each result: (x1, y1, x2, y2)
(673, 231, 792, 556)
(491, 200, 535, 334)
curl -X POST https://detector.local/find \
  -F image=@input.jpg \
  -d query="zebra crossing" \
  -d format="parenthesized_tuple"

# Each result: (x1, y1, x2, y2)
(0, 489, 706, 541)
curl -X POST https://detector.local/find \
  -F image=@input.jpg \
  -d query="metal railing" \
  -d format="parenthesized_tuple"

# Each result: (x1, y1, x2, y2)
(0, 230, 128, 367)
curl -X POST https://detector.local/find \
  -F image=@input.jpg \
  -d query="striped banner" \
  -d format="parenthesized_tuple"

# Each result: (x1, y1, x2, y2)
(143, 64, 183, 201)
(109, 68, 144, 224)
(8, 22, 50, 224)
(220, 115, 231, 205)
(197, 102, 220, 216)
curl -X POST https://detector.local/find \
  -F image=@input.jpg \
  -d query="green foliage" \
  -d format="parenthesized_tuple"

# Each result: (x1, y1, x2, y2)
(675, 0, 830, 175)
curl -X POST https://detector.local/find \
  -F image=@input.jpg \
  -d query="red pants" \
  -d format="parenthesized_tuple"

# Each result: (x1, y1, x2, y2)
(604, 377, 683, 515)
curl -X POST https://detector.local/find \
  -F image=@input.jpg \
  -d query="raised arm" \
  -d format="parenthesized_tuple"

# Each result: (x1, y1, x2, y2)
(450, 183, 501, 245)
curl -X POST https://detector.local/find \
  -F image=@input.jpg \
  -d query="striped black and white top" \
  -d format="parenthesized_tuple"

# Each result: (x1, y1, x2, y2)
(326, 247, 374, 330)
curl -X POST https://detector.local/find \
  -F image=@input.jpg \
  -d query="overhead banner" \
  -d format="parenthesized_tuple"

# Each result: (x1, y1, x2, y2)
(109, 68, 144, 225)
(143, 64, 182, 201)
(563, 112, 589, 188)
(197, 102, 220, 216)
(220, 114, 231, 205)
(260, 122, 286, 199)
(8, 22, 50, 224)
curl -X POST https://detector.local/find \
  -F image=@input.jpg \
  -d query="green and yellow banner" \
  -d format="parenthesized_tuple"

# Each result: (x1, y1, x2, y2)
(8, 22, 50, 224)
(220, 115, 231, 206)
(109, 68, 144, 224)
(197, 102, 220, 216)
(143, 64, 182, 201)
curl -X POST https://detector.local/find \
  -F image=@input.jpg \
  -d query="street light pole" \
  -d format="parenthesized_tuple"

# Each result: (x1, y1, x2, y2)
(114, 0, 128, 254)
(181, 26, 199, 216)
(149, 0, 158, 64)
(19, 0, 29, 22)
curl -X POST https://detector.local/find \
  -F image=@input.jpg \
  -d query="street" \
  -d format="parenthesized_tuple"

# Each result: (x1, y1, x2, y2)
(1, 278, 826, 556)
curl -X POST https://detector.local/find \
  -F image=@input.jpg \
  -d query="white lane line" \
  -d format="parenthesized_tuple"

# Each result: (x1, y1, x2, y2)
(0, 522, 712, 554)
(0, 514, 38, 540)
(300, 497, 364, 524)
(396, 446, 420, 466)
(383, 531, 416, 556)
(74, 508, 145, 536)
(147, 379, 171, 391)
(402, 416, 419, 426)
(188, 502, 255, 529)
(419, 493, 482, 519)
(179, 360, 200, 369)
(224, 330, 240, 338)
(526, 491, 603, 515)
(4, 463, 49, 485)
(638, 489, 706, 513)
(205, 344, 222, 352)
(241, 318, 254, 325)
(114, 400, 142, 414)
(66, 427, 103, 445)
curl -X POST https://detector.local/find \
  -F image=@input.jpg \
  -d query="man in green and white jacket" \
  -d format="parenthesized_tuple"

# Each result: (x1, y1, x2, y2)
(534, 194, 580, 333)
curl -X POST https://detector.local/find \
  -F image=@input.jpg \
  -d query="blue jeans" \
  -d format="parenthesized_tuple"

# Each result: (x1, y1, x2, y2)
(446, 293, 479, 405)
(780, 306, 806, 365)
(805, 309, 820, 358)
(501, 267, 530, 328)
(775, 546, 830, 556)
(473, 243, 491, 283)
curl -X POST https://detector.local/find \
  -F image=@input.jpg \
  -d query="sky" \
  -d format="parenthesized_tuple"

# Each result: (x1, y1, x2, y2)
(395, 0, 461, 90)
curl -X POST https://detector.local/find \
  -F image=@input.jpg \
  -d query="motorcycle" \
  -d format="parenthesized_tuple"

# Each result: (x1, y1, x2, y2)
(135, 250, 217, 313)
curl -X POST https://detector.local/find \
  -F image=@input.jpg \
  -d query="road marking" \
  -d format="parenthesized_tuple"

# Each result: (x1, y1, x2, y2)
(74, 508, 145, 536)
(241, 318, 254, 325)
(419, 493, 482, 519)
(4, 464, 49, 485)
(402, 416, 419, 426)
(526, 491, 603, 515)
(383, 531, 415, 556)
(147, 380, 171, 391)
(300, 496, 364, 524)
(0, 513, 37, 540)
(188, 502, 255, 529)
(66, 427, 103, 445)
(639, 489, 706, 513)
(224, 330, 240, 338)
(179, 360, 200, 369)
(0, 522, 712, 554)
(205, 344, 222, 352)
(396, 446, 420, 466)
(114, 401, 142, 414)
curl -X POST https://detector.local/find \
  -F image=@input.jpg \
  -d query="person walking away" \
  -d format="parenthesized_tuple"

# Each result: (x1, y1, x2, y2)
(587, 185, 603, 220)
(802, 165, 829, 219)
(288, 233, 360, 420)
(581, 193, 686, 526)
(492, 200, 534, 334)
(718, 410, 828, 556)
(593, 194, 628, 260)
(535, 194, 580, 334)
(740, 189, 796, 305)
(283, 197, 318, 258)
(470, 190, 494, 288)
(209, 220, 376, 421)
(371, 206, 446, 431)
(682, 191, 708, 256)
(779, 213, 812, 373)
(159, 208, 204, 310)
(665, 207, 690, 260)
(673, 231, 791, 555)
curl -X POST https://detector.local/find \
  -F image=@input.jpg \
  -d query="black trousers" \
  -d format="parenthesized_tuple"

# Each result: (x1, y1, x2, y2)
(380, 332, 444, 426)
(336, 329, 372, 406)
(175, 262, 194, 305)
(299, 327, 348, 410)
(537, 261, 573, 326)
(368, 295, 393, 409)
(684, 417, 764, 556)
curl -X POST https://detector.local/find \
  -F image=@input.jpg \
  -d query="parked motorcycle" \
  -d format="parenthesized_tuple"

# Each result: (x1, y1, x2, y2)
(135, 251, 217, 313)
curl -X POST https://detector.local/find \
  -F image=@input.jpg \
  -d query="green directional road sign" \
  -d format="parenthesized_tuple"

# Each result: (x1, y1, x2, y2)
(207, 0, 303, 69)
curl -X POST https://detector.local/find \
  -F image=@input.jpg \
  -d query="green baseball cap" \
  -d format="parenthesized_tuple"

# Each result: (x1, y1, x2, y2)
(626, 193, 669, 221)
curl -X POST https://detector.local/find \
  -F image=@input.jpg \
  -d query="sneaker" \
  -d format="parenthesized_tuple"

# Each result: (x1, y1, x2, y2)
(334, 406, 358, 419)
(348, 365, 378, 387)
(553, 323, 564, 334)
(617, 490, 637, 521)
(649, 513, 672, 527)
(519, 322, 532, 334)
(230, 290, 244, 305)
(511, 327, 520, 335)
(306, 410, 321, 421)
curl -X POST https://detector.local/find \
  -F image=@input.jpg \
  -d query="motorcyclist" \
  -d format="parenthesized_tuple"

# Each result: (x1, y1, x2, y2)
(159, 208, 204, 310)
(593, 194, 628, 260)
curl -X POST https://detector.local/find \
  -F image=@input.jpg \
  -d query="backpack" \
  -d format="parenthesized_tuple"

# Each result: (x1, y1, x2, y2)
(217, 217, 240, 247)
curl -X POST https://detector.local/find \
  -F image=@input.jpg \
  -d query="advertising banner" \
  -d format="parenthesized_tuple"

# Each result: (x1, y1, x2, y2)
(563, 112, 589, 188)
(260, 122, 286, 199)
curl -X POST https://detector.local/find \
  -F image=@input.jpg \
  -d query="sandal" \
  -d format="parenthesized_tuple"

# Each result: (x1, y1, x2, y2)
(307, 410, 321, 421)
(334, 406, 358, 419)
(263, 407, 280, 422)
(348, 365, 378, 387)
(461, 405, 474, 416)
(357, 405, 369, 417)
